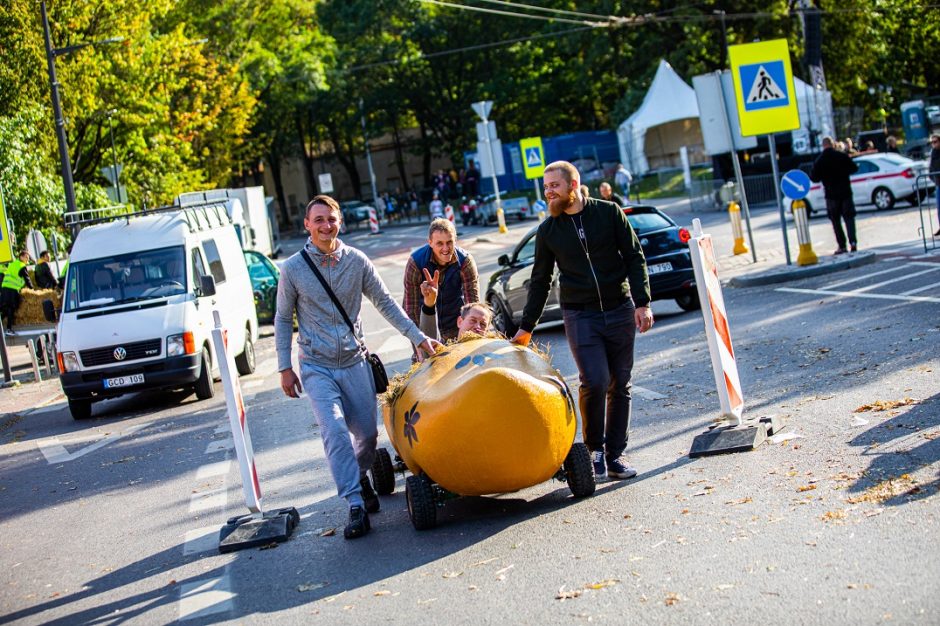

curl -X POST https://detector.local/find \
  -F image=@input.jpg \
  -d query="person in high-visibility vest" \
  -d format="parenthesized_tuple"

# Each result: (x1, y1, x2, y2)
(1, 249, 34, 334)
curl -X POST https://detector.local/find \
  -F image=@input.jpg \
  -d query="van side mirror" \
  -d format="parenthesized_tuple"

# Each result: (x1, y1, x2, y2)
(498, 254, 510, 267)
(199, 275, 217, 297)
(42, 299, 57, 323)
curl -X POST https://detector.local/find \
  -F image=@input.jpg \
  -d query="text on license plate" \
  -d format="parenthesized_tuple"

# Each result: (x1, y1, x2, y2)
(648, 262, 673, 275)
(104, 373, 145, 389)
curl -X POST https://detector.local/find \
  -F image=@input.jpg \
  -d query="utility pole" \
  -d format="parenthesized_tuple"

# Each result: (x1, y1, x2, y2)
(106, 110, 122, 203)
(359, 98, 379, 203)
(41, 0, 77, 220)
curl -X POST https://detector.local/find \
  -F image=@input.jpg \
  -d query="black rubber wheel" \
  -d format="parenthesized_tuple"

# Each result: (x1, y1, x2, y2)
(68, 398, 93, 420)
(675, 291, 701, 312)
(564, 442, 596, 498)
(370, 447, 396, 495)
(194, 348, 215, 400)
(489, 296, 518, 337)
(405, 474, 437, 530)
(872, 187, 895, 211)
(235, 331, 256, 375)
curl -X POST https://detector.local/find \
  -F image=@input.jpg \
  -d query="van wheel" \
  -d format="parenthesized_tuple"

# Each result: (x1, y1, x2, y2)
(194, 349, 215, 400)
(68, 398, 93, 420)
(235, 332, 256, 375)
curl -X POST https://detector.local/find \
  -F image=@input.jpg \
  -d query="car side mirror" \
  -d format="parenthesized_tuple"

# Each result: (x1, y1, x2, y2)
(42, 299, 57, 323)
(498, 254, 510, 267)
(199, 275, 217, 297)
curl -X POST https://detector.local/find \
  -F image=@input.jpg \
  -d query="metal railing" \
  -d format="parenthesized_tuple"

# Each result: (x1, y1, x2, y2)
(914, 173, 938, 253)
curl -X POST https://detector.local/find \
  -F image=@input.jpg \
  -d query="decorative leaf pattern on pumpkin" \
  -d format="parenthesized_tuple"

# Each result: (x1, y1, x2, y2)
(403, 401, 421, 447)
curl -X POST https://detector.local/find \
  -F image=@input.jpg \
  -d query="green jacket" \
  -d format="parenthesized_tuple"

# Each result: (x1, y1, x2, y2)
(1, 259, 30, 291)
(520, 198, 650, 332)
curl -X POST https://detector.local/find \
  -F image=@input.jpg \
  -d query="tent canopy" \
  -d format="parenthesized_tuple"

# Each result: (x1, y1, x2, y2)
(617, 59, 701, 176)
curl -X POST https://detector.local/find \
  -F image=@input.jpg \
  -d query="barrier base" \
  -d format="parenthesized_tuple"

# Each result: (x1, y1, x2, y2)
(689, 421, 767, 457)
(218, 506, 300, 553)
(758, 414, 784, 436)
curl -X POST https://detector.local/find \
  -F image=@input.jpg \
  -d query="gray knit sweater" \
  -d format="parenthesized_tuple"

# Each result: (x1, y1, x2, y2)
(275, 239, 428, 371)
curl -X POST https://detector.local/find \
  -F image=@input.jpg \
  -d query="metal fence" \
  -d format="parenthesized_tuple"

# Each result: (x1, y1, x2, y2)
(687, 174, 783, 212)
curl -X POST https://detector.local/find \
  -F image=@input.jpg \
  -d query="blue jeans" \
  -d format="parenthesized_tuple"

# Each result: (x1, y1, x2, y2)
(562, 301, 637, 460)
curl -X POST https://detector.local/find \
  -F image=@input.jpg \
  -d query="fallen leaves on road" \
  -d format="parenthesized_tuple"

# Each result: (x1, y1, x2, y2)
(297, 582, 328, 592)
(797, 484, 817, 493)
(664, 592, 681, 606)
(585, 579, 619, 590)
(556, 587, 583, 601)
(442, 571, 463, 579)
(821, 509, 848, 522)
(555, 579, 620, 601)
(725, 497, 752, 505)
(373, 590, 392, 597)
(846, 474, 920, 504)
(853, 398, 917, 413)
(319, 528, 336, 537)
(258, 542, 279, 550)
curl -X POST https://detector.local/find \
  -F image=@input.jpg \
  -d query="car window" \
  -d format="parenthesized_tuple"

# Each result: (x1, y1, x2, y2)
(626, 212, 673, 234)
(855, 161, 878, 174)
(202, 239, 227, 284)
(244, 251, 276, 286)
(515, 234, 537, 263)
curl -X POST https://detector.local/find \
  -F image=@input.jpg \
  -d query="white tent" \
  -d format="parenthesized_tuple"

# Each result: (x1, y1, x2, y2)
(617, 59, 704, 176)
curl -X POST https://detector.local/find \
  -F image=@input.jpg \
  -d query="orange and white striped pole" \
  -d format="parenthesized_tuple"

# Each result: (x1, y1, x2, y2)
(368, 205, 381, 235)
(444, 204, 455, 225)
(688, 218, 744, 425)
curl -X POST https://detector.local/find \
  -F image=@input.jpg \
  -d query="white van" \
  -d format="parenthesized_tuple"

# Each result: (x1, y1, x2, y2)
(56, 204, 258, 420)
(177, 187, 279, 257)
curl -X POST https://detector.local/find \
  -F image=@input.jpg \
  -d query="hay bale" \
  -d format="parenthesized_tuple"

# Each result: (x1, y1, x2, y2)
(16, 288, 59, 325)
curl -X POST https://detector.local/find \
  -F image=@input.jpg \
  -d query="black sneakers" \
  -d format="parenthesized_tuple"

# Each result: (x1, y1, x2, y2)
(344, 505, 371, 539)
(360, 475, 380, 514)
(607, 455, 638, 480)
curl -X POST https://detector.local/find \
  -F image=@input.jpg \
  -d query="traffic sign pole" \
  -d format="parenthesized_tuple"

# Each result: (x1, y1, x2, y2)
(768, 134, 792, 265)
(472, 101, 502, 227)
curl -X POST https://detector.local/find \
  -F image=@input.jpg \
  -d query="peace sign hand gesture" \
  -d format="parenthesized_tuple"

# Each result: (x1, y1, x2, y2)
(420, 267, 440, 307)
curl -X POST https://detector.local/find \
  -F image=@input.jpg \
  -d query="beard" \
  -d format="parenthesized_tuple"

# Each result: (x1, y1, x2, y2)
(548, 186, 577, 217)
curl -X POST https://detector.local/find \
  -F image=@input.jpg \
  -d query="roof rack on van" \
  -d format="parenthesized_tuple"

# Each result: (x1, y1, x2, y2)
(63, 201, 233, 233)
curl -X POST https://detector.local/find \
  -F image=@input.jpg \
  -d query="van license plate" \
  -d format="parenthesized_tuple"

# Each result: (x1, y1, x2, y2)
(648, 262, 673, 275)
(104, 373, 145, 389)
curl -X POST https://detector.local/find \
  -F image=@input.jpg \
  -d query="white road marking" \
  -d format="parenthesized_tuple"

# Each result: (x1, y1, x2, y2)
(205, 438, 234, 454)
(563, 374, 666, 400)
(213, 422, 230, 435)
(776, 286, 940, 304)
(177, 575, 234, 621)
(196, 460, 231, 479)
(189, 488, 228, 513)
(28, 403, 66, 415)
(240, 378, 265, 389)
(36, 424, 147, 464)
(899, 281, 939, 296)
(822, 263, 906, 289)
(852, 266, 940, 292)
(182, 526, 219, 556)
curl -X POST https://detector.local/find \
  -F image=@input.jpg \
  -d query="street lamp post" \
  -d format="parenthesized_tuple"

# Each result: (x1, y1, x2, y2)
(105, 110, 122, 203)
(40, 1, 123, 223)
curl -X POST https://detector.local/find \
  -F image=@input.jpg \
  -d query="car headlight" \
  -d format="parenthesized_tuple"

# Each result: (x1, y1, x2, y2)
(167, 332, 195, 357)
(58, 351, 80, 372)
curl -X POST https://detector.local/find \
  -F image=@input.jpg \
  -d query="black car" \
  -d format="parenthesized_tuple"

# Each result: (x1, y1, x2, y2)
(485, 205, 699, 336)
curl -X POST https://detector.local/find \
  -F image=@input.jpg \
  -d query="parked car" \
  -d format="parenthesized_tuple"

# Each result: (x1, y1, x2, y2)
(805, 152, 934, 215)
(243, 249, 279, 323)
(485, 204, 698, 336)
(477, 194, 531, 223)
(341, 200, 376, 227)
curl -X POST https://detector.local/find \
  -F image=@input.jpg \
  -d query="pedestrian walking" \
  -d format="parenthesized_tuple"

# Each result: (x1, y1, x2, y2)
(275, 195, 441, 539)
(403, 218, 479, 342)
(599, 182, 625, 207)
(1, 249, 33, 333)
(930, 134, 940, 237)
(511, 161, 652, 481)
(614, 163, 633, 200)
(810, 136, 859, 254)
(429, 191, 444, 220)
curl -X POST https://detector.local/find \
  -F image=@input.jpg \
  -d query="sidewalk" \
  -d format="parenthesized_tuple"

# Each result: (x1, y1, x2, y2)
(0, 341, 64, 419)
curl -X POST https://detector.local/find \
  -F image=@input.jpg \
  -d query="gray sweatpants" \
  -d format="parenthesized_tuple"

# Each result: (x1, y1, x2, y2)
(301, 358, 378, 509)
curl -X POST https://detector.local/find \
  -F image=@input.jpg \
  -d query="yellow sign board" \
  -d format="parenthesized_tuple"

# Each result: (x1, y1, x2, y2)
(519, 137, 545, 180)
(729, 39, 800, 137)
(0, 186, 13, 264)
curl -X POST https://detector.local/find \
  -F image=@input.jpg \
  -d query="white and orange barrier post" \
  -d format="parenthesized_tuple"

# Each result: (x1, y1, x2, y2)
(686, 219, 777, 456)
(368, 205, 381, 235)
(212, 311, 298, 552)
(444, 204, 455, 225)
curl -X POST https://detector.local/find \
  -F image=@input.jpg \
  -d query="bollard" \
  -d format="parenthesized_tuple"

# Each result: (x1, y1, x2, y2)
(791, 199, 818, 266)
(496, 206, 508, 234)
(444, 204, 455, 224)
(27, 340, 42, 382)
(368, 206, 381, 235)
(728, 201, 749, 255)
(533, 199, 546, 221)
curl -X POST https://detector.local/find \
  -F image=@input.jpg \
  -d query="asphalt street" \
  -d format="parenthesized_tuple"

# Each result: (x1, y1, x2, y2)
(0, 201, 937, 624)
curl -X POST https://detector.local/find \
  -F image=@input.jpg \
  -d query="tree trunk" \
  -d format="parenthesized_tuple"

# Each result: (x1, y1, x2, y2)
(391, 120, 409, 191)
(295, 114, 316, 200)
(327, 125, 363, 199)
(267, 148, 291, 228)
(419, 120, 432, 187)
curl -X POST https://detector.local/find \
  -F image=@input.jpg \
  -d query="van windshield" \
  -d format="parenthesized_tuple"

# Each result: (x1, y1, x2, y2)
(64, 245, 187, 312)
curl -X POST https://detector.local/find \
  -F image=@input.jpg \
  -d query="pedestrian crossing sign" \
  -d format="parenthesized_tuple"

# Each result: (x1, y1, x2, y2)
(729, 39, 799, 137)
(519, 136, 545, 180)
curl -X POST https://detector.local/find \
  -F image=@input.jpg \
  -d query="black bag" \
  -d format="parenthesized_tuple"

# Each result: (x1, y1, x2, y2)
(300, 250, 389, 393)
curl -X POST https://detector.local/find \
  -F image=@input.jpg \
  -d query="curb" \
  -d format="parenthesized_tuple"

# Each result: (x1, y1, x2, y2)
(726, 250, 878, 288)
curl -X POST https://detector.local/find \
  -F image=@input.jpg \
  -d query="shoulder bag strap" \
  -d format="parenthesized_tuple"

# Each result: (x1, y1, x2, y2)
(299, 249, 365, 350)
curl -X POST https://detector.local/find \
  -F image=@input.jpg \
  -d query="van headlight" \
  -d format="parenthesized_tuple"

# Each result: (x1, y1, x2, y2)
(58, 351, 81, 372)
(167, 332, 196, 356)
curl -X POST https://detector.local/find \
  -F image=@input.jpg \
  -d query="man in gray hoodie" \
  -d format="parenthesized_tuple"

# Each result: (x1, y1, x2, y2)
(275, 195, 441, 539)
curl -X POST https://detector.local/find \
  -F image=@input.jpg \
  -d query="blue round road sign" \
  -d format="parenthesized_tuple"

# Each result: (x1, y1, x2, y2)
(781, 169, 811, 200)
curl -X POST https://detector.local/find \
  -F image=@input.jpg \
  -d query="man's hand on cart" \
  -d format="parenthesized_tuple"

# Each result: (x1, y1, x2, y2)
(510, 330, 532, 347)
(416, 338, 443, 361)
